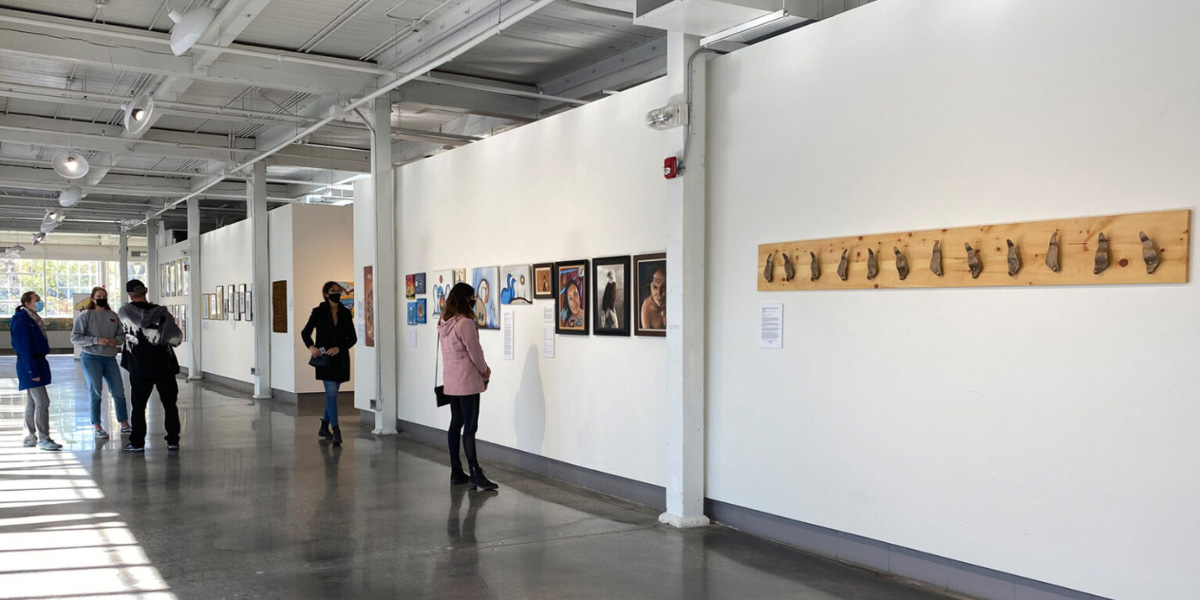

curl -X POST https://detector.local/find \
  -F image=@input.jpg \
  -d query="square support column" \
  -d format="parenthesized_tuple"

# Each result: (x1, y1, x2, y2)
(248, 162, 272, 399)
(118, 229, 129, 299)
(187, 197, 203, 380)
(145, 212, 158, 303)
(660, 31, 710, 529)
(372, 95, 399, 434)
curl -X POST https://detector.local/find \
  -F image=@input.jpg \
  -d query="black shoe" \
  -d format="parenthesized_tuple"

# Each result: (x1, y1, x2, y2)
(318, 420, 333, 440)
(122, 444, 144, 453)
(167, 443, 180, 451)
(331, 427, 342, 446)
(451, 464, 470, 485)
(469, 465, 499, 491)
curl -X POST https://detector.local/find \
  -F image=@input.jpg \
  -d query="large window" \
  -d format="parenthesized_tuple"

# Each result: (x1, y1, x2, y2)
(0, 259, 146, 317)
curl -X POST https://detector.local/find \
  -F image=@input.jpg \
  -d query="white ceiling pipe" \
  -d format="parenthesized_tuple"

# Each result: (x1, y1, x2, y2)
(0, 156, 340, 185)
(136, 0, 562, 226)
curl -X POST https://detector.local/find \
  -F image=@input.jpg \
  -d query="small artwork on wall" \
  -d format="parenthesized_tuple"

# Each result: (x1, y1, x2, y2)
(592, 256, 631, 336)
(430, 270, 454, 319)
(554, 259, 589, 336)
(472, 266, 500, 330)
(215, 286, 225, 320)
(337, 281, 354, 316)
(414, 273, 426, 295)
(532, 263, 554, 300)
(633, 252, 666, 337)
(405, 274, 416, 299)
(364, 266, 375, 347)
(499, 265, 533, 305)
(453, 269, 466, 285)
(407, 301, 418, 326)
(245, 291, 253, 322)
(416, 298, 427, 324)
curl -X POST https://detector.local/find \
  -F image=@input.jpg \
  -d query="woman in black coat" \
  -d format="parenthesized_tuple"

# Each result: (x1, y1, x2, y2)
(301, 281, 357, 446)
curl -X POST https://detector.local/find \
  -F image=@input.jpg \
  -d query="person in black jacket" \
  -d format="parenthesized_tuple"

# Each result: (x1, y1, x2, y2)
(117, 279, 183, 453)
(301, 281, 357, 446)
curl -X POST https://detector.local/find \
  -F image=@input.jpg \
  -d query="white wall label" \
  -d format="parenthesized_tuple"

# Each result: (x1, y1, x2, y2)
(542, 324, 555, 359)
(408, 328, 417, 348)
(543, 305, 554, 323)
(502, 308, 515, 361)
(759, 303, 783, 349)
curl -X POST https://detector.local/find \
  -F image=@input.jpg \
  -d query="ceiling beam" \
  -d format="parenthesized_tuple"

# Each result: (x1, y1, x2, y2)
(380, 0, 537, 72)
(393, 78, 540, 122)
(538, 37, 666, 106)
(0, 164, 290, 198)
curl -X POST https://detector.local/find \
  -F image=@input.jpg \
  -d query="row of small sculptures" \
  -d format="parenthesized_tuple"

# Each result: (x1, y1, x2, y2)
(764, 231, 1161, 282)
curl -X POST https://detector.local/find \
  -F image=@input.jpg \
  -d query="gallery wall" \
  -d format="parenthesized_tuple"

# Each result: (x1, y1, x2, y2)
(269, 207, 295, 393)
(393, 77, 670, 487)
(199, 219, 254, 383)
(704, 1, 1198, 599)
(156, 240, 191, 369)
(287, 204, 356, 395)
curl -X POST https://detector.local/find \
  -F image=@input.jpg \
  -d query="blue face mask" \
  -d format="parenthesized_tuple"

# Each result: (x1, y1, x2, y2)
(33, 300, 44, 312)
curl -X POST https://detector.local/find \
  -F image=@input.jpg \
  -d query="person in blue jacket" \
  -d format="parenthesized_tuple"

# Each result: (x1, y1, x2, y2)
(11, 291, 61, 451)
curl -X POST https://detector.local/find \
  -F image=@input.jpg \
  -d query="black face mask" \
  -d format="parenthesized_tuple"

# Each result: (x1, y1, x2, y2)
(95, 298, 109, 309)
(327, 293, 342, 305)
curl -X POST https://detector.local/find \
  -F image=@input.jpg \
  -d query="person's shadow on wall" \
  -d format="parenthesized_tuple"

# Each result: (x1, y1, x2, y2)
(513, 345, 545, 455)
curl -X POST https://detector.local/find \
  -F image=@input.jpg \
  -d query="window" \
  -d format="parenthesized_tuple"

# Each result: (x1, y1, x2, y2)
(0, 259, 144, 317)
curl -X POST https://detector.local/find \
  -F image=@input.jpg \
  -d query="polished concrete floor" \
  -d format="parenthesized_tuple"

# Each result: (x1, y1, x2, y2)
(0, 355, 958, 600)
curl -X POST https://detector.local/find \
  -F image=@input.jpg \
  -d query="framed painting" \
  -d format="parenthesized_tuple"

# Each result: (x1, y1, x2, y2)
(471, 266, 500, 330)
(453, 269, 466, 285)
(364, 266, 374, 347)
(414, 273, 426, 295)
(238, 284, 247, 316)
(553, 259, 589, 335)
(532, 263, 554, 300)
(405, 274, 416, 299)
(407, 301, 418, 326)
(228, 283, 238, 320)
(500, 265, 533, 305)
(215, 286, 225, 320)
(592, 256, 631, 336)
(416, 298, 427, 324)
(245, 291, 253, 321)
(633, 252, 666, 337)
(337, 281, 355, 316)
(430, 270, 455, 319)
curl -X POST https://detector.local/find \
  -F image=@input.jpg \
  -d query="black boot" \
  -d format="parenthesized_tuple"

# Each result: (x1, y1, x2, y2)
(469, 465, 498, 491)
(318, 420, 332, 440)
(450, 461, 470, 485)
(331, 426, 343, 446)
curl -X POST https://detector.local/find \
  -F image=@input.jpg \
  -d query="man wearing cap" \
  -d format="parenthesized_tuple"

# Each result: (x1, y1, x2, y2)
(117, 279, 184, 453)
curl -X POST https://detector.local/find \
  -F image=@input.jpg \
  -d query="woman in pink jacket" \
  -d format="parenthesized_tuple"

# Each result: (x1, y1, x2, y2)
(438, 283, 498, 491)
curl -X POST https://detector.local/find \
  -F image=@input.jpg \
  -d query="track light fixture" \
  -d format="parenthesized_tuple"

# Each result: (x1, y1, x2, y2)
(58, 186, 84, 207)
(52, 151, 90, 179)
(168, 7, 217, 56)
(122, 94, 156, 135)
(32, 232, 46, 245)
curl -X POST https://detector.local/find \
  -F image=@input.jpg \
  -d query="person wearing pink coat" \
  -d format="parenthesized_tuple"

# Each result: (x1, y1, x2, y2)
(438, 283, 498, 491)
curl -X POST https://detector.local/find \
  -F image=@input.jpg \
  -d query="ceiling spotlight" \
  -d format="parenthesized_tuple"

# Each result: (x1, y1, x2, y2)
(32, 232, 46, 245)
(168, 7, 217, 56)
(52, 151, 90, 179)
(58, 186, 85, 207)
(4, 244, 24, 258)
(122, 94, 156, 135)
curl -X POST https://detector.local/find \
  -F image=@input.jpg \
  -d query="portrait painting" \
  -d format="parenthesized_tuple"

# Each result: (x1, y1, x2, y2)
(533, 263, 554, 300)
(405, 274, 416, 299)
(430, 270, 454, 319)
(472, 266, 500, 330)
(414, 273, 426, 295)
(499, 264, 533, 305)
(417, 298, 427, 324)
(554, 260, 589, 335)
(633, 253, 666, 337)
(592, 256, 631, 336)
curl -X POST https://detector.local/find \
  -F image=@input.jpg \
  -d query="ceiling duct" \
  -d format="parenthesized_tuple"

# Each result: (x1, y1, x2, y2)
(633, 0, 848, 48)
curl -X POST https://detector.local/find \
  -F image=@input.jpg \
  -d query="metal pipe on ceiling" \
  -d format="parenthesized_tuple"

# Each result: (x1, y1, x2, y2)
(136, 0, 562, 227)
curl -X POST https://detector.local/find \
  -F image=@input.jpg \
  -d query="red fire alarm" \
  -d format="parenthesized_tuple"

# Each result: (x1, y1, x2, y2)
(663, 156, 678, 179)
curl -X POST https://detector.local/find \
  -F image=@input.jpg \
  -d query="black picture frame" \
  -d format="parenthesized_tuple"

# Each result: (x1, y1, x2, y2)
(553, 259, 590, 336)
(532, 262, 555, 300)
(633, 252, 666, 337)
(591, 255, 631, 336)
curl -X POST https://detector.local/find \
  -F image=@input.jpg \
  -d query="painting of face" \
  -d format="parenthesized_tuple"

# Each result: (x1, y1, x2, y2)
(500, 265, 533, 305)
(554, 260, 589, 335)
(592, 256, 631, 336)
(634, 253, 666, 337)
(533, 263, 554, 300)
(430, 270, 454, 318)
(472, 267, 499, 330)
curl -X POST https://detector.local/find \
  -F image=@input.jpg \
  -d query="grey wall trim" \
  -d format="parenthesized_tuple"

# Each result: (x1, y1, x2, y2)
(704, 499, 1109, 600)
(270, 388, 355, 405)
(199, 371, 253, 394)
(398, 419, 666, 511)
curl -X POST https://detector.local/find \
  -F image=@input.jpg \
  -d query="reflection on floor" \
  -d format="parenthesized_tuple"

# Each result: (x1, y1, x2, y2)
(0, 355, 954, 599)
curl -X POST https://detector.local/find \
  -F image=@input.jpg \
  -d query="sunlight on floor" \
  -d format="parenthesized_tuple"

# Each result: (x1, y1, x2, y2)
(0, 388, 178, 600)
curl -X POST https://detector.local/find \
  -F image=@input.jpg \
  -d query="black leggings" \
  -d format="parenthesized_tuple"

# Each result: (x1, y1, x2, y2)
(447, 394, 481, 468)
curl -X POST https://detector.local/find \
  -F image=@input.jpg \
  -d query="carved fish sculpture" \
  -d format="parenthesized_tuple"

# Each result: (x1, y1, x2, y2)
(1140, 231, 1159, 274)
(1045, 232, 1060, 273)
(763, 252, 774, 282)
(782, 252, 795, 282)
(930, 241, 943, 277)
(866, 249, 878, 280)
(810, 252, 820, 281)
(965, 243, 982, 279)
(894, 247, 909, 280)
(1094, 233, 1109, 275)
(1006, 239, 1020, 277)
(837, 249, 849, 281)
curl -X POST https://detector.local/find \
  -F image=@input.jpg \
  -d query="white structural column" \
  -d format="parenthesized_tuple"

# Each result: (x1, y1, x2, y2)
(248, 162, 272, 399)
(145, 211, 158, 302)
(118, 229, 129, 295)
(372, 95, 399, 434)
(660, 31, 710, 528)
(187, 197, 203, 380)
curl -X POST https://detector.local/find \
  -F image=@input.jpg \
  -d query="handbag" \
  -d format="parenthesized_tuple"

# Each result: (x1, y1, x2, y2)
(435, 333, 449, 407)
(309, 352, 331, 368)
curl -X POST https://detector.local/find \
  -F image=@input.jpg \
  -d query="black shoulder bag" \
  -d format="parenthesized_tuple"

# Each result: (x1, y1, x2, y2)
(435, 332, 449, 407)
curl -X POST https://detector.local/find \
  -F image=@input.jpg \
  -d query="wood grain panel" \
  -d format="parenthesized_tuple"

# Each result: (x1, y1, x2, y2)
(758, 209, 1191, 291)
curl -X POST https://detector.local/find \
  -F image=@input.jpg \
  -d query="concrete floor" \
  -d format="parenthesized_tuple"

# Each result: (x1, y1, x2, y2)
(0, 355, 959, 600)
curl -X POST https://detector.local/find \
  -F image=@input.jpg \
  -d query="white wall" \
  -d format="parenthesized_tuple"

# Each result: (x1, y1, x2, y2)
(157, 240, 191, 369)
(352, 178, 376, 410)
(200, 220, 254, 383)
(395, 78, 670, 487)
(705, 2, 1199, 599)
(269, 206, 296, 393)
(289, 204, 355, 394)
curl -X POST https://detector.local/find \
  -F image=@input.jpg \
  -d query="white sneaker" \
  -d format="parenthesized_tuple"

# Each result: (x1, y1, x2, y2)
(94, 428, 109, 439)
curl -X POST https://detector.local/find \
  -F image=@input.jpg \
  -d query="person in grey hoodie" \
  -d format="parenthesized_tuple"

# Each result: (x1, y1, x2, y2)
(117, 279, 183, 453)
(71, 286, 130, 439)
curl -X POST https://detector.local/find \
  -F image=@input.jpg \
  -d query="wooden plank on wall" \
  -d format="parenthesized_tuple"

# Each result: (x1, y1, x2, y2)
(758, 209, 1191, 291)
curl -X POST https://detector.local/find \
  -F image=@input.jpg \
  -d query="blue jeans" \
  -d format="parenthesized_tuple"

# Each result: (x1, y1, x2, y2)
(80, 352, 128, 425)
(323, 380, 341, 427)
